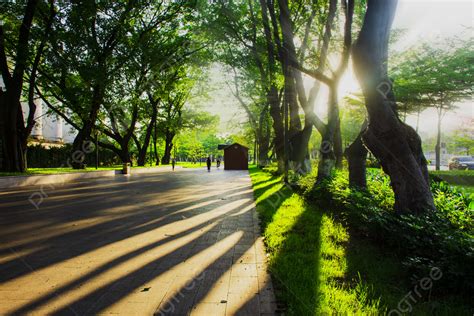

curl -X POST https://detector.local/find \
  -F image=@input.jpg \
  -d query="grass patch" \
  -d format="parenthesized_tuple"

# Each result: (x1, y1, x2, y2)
(430, 170, 474, 186)
(250, 166, 381, 314)
(0, 167, 121, 177)
(451, 184, 474, 196)
(249, 166, 473, 315)
(176, 162, 208, 168)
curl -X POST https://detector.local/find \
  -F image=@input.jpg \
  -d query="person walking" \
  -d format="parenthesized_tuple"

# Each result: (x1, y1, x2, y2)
(171, 158, 176, 171)
(216, 158, 221, 169)
(206, 156, 211, 172)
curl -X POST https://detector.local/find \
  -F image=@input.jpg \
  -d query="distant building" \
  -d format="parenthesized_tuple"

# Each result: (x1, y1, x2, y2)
(1, 72, 76, 148)
(21, 98, 76, 148)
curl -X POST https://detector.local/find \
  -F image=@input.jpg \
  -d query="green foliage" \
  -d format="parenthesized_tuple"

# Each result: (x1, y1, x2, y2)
(300, 169, 474, 294)
(249, 167, 382, 315)
(391, 36, 474, 115)
(251, 166, 473, 314)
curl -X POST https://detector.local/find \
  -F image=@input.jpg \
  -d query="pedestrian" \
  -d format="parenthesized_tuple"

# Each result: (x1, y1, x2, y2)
(172, 158, 176, 171)
(216, 158, 221, 169)
(206, 156, 211, 172)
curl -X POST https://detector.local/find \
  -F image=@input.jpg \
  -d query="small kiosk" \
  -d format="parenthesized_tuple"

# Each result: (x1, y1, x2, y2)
(218, 143, 249, 170)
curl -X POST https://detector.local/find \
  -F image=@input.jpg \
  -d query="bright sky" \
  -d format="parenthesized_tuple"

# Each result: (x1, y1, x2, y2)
(392, 0, 473, 137)
(208, 0, 473, 138)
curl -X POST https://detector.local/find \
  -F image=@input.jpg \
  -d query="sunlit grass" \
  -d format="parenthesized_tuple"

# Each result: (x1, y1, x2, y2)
(249, 166, 473, 315)
(0, 167, 121, 177)
(249, 166, 381, 314)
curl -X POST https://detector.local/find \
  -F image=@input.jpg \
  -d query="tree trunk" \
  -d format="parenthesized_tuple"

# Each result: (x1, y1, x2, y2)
(0, 92, 25, 172)
(0, 0, 38, 172)
(268, 87, 285, 172)
(333, 112, 343, 169)
(70, 86, 103, 169)
(137, 102, 158, 166)
(352, 0, 435, 213)
(345, 131, 368, 189)
(161, 131, 174, 165)
(257, 108, 271, 167)
(435, 109, 442, 171)
(119, 141, 132, 164)
(153, 124, 159, 165)
(316, 85, 339, 182)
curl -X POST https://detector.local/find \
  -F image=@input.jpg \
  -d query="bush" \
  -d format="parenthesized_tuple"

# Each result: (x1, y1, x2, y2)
(299, 169, 474, 294)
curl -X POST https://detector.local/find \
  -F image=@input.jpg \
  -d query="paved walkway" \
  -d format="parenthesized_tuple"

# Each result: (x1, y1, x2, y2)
(0, 167, 277, 315)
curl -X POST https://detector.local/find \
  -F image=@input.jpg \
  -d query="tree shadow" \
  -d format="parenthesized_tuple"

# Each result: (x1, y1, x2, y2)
(0, 169, 275, 315)
(246, 168, 324, 315)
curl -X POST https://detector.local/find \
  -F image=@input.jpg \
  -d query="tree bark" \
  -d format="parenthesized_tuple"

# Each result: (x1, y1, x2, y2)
(161, 131, 174, 165)
(352, 0, 435, 213)
(345, 131, 368, 189)
(0, 0, 38, 172)
(261, 0, 285, 173)
(71, 85, 103, 169)
(137, 99, 158, 166)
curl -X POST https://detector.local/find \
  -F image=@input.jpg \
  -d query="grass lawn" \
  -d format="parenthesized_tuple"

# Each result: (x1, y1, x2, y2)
(450, 184, 474, 196)
(176, 162, 208, 168)
(429, 170, 474, 195)
(249, 166, 472, 315)
(0, 167, 122, 177)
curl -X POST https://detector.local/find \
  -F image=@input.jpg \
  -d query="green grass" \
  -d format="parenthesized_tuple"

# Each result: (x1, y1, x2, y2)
(429, 170, 474, 191)
(176, 162, 211, 168)
(0, 167, 121, 177)
(0, 164, 180, 177)
(451, 184, 474, 196)
(249, 166, 472, 315)
(430, 170, 474, 177)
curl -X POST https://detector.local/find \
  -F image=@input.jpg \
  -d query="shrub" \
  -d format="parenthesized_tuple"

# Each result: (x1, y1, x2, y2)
(300, 169, 474, 293)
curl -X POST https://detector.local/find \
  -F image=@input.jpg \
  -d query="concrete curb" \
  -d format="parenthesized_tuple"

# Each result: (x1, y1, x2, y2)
(0, 166, 174, 189)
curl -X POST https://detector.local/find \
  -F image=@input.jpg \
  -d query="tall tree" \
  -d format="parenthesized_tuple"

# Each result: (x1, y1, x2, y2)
(38, 1, 193, 168)
(392, 39, 474, 170)
(0, 0, 54, 172)
(352, 0, 435, 213)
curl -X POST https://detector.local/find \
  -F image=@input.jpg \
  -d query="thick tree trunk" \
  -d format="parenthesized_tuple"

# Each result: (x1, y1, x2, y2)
(316, 85, 340, 182)
(435, 110, 442, 171)
(0, 92, 25, 172)
(137, 102, 158, 166)
(352, 0, 435, 213)
(289, 124, 312, 174)
(345, 131, 368, 189)
(268, 87, 285, 172)
(0, 0, 38, 172)
(161, 132, 174, 165)
(119, 141, 132, 164)
(71, 86, 103, 169)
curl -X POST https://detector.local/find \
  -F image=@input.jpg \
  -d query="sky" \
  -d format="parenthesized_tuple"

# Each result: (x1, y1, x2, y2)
(392, 0, 473, 137)
(206, 0, 473, 138)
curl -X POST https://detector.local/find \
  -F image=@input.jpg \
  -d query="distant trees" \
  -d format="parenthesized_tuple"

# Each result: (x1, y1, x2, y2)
(392, 38, 474, 170)
(209, 0, 359, 180)
(453, 126, 474, 156)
